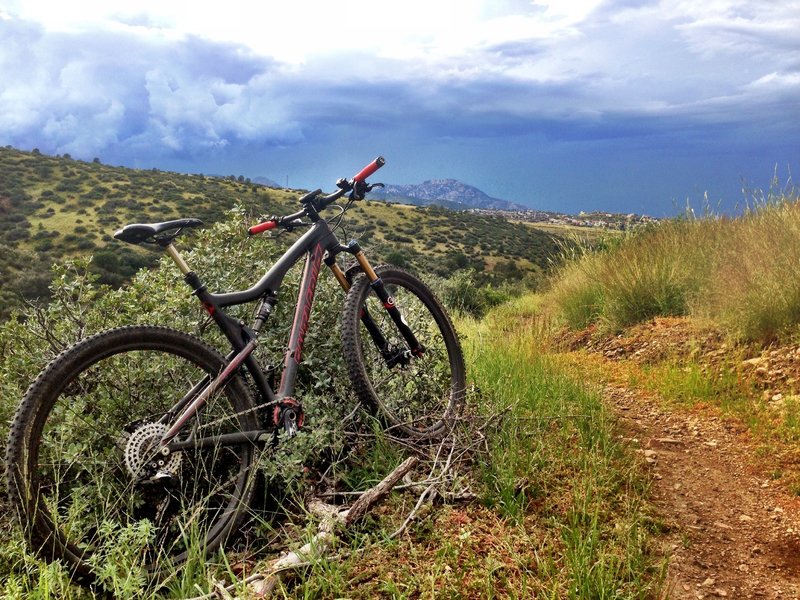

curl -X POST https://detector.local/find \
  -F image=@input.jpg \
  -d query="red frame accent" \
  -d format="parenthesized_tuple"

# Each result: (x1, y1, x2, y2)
(278, 243, 324, 394)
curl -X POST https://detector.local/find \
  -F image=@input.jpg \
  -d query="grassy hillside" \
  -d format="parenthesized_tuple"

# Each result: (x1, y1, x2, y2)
(542, 192, 800, 493)
(4, 164, 795, 596)
(545, 192, 800, 343)
(0, 146, 562, 318)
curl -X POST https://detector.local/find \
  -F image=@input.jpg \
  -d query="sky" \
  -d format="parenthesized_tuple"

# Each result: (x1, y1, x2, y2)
(0, 1, 798, 216)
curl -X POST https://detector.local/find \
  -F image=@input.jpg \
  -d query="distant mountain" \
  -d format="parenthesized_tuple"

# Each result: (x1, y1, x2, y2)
(253, 176, 281, 188)
(369, 179, 528, 211)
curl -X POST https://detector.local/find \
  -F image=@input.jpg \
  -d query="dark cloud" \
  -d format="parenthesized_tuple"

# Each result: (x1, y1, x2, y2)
(2, 10, 796, 157)
(0, 18, 284, 157)
(0, 5, 797, 215)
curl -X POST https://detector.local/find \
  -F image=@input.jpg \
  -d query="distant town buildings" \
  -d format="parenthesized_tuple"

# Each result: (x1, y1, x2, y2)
(467, 208, 659, 230)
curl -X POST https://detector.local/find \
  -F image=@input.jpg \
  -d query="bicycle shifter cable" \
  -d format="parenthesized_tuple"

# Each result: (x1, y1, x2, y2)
(327, 197, 354, 238)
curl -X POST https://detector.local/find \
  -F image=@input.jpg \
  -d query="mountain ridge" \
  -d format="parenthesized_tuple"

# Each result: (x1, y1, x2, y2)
(0, 146, 562, 318)
(367, 178, 529, 211)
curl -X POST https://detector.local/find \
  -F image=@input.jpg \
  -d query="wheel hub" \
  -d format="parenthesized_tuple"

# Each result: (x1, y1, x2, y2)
(123, 422, 182, 478)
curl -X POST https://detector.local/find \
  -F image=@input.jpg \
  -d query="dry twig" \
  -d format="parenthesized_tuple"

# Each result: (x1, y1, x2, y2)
(187, 456, 418, 600)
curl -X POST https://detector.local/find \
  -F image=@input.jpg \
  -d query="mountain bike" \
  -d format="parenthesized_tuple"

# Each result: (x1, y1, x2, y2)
(5, 156, 466, 584)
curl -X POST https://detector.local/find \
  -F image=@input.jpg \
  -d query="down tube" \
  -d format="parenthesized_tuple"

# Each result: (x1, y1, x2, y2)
(277, 242, 325, 398)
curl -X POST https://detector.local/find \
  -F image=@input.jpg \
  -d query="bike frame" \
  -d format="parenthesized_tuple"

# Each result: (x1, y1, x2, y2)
(161, 217, 344, 449)
(157, 204, 423, 452)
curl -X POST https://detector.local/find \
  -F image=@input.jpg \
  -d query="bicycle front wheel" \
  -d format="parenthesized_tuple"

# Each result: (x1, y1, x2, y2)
(341, 265, 466, 440)
(5, 326, 259, 585)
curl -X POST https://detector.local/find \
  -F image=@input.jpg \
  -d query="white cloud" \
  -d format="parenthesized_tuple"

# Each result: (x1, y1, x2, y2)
(747, 71, 800, 90)
(2, 0, 609, 65)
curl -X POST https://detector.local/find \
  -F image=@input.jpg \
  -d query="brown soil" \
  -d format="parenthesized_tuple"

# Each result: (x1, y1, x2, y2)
(563, 318, 800, 599)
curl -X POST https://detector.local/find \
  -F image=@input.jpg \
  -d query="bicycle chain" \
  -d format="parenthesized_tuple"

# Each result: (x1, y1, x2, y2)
(193, 398, 279, 433)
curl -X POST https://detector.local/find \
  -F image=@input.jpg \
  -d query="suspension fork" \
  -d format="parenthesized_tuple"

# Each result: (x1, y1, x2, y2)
(325, 252, 389, 354)
(326, 243, 424, 357)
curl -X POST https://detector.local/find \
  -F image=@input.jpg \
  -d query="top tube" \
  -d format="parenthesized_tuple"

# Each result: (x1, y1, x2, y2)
(207, 219, 339, 308)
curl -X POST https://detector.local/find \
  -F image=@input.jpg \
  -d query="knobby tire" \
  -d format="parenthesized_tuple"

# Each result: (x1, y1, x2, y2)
(341, 265, 466, 440)
(5, 326, 259, 586)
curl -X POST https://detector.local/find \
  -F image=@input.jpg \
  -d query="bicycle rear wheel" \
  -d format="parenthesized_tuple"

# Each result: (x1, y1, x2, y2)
(5, 326, 259, 585)
(341, 265, 466, 440)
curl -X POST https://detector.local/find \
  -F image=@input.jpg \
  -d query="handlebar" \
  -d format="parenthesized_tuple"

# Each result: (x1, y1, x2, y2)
(248, 220, 277, 235)
(247, 209, 306, 236)
(248, 157, 386, 236)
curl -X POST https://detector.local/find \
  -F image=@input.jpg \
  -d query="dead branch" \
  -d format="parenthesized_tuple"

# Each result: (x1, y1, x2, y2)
(390, 481, 438, 539)
(186, 404, 505, 599)
(340, 455, 417, 525)
(187, 456, 418, 600)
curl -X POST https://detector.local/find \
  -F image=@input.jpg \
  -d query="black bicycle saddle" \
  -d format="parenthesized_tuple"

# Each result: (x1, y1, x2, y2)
(114, 218, 204, 246)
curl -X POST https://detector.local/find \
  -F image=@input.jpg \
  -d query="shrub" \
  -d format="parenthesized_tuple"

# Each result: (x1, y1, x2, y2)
(698, 200, 800, 342)
(0, 210, 359, 494)
(438, 269, 511, 318)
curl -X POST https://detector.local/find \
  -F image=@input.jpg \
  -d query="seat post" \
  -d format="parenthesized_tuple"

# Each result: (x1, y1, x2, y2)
(165, 243, 192, 275)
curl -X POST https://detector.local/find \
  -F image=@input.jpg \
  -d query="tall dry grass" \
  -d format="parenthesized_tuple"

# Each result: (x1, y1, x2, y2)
(546, 192, 800, 343)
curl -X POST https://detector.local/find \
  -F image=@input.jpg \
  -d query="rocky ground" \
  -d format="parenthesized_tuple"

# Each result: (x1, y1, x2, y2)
(563, 318, 800, 599)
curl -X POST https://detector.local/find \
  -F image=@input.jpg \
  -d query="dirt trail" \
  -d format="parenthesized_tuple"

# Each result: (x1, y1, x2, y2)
(607, 383, 800, 599)
(559, 317, 800, 597)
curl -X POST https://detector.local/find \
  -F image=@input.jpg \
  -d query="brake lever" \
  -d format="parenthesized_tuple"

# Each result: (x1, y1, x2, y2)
(284, 219, 310, 232)
(350, 180, 385, 200)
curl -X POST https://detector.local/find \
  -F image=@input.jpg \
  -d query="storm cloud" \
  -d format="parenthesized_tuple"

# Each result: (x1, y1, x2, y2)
(0, 0, 798, 214)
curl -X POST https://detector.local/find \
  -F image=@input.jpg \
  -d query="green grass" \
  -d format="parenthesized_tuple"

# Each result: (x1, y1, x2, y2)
(545, 191, 800, 343)
(275, 297, 660, 598)
(282, 297, 664, 598)
(462, 296, 663, 597)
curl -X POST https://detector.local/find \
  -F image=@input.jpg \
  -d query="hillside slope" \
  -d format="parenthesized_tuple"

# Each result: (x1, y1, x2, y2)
(0, 147, 562, 317)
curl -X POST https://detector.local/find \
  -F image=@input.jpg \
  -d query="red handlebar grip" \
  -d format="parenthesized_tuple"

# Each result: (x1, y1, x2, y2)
(353, 156, 386, 182)
(248, 220, 277, 235)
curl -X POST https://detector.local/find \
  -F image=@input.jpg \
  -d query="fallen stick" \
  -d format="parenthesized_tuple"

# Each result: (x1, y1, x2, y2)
(187, 456, 419, 600)
(340, 455, 418, 525)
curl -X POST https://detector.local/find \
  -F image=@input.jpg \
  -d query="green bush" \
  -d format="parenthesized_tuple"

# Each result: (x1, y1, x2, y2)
(438, 269, 512, 318)
(0, 211, 364, 595)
